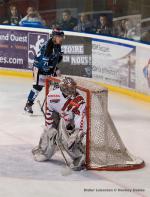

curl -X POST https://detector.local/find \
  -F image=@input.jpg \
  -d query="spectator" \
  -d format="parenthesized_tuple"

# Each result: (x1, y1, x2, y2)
(74, 13, 92, 33)
(2, 5, 22, 25)
(142, 30, 150, 42)
(19, 6, 44, 27)
(120, 19, 128, 37)
(113, 20, 126, 37)
(95, 15, 112, 35)
(57, 10, 77, 31)
(21, 6, 35, 21)
(125, 20, 141, 40)
(113, 19, 132, 38)
(114, 18, 141, 40)
(42, 19, 49, 28)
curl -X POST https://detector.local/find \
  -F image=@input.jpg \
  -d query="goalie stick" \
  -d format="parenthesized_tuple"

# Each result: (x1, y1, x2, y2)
(37, 81, 60, 117)
(37, 99, 46, 118)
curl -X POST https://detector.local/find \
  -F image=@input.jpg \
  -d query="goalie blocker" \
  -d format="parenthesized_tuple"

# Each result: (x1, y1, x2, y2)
(32, 77, 87, 171)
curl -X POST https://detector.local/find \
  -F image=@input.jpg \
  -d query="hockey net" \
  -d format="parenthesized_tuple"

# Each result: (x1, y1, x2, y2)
(45, 76, 145, 171)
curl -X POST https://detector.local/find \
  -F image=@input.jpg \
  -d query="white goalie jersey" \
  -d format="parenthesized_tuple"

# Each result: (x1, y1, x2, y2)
(45, 87, 87, 134)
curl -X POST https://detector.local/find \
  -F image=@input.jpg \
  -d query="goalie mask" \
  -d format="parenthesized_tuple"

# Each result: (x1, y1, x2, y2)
(60, 77, 77, 96)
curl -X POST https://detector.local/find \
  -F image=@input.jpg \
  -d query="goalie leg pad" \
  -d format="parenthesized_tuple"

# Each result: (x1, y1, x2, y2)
(62, 140, 86, 171)
(70, 154, 85, 171)
(59, 118, 86, 170)
(32, 127, 58, 161)
(69, 142, 85, 171)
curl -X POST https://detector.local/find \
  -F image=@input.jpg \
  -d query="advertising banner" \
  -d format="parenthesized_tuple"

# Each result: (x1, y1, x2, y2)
(28, 32, 49, 69)
(92, 39, 136, 89)
(0, 28, 92, 78)
(136, 46, 150, 95)
(0, 29, 49, 69)
(0, 29, 28, 69)
(60, 35, 92, 78)
(1, 27, 150, 96)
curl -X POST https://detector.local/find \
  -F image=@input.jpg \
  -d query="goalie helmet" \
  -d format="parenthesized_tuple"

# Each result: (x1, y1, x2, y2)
(60, 77, 77, 96)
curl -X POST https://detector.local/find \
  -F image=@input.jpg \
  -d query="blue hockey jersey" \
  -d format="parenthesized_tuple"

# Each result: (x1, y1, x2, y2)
(33, 38, 63, 74)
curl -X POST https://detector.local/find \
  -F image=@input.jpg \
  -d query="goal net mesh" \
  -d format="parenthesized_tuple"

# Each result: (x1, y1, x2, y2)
(45, 76, 145, 171)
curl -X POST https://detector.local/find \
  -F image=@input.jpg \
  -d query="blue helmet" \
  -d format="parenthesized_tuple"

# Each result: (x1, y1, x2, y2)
(51, 28, 64, 37)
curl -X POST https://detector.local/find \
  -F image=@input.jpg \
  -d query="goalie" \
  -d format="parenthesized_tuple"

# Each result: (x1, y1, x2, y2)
(32, 77, 86, 171)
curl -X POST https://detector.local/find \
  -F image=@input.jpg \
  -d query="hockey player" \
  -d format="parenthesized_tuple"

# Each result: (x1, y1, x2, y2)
(24, 28, 64, 114)
(32, 77, 86, 171)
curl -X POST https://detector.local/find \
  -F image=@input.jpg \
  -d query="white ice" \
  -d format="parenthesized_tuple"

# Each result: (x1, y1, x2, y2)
(0, 76, 150, 197)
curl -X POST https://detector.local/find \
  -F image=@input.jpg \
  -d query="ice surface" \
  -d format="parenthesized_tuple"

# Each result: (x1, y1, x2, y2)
(0, 76, 150, 197)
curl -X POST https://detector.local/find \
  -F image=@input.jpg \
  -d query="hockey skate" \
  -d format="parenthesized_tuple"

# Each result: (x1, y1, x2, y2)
(24, 101, 33, 114)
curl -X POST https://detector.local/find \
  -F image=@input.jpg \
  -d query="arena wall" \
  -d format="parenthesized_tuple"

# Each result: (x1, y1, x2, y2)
(0, 25, 150, 102)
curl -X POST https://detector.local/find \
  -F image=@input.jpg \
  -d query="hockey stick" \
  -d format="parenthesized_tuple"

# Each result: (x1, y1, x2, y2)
(37, 99, 46, 118)
(57, 140, 72, 175)
(37, 80, 59, 116)
(41, 97, 46, 111)
(56, 135, 72, 175)
(56, 139, 70, 167)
